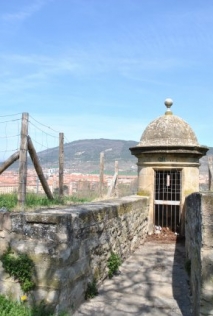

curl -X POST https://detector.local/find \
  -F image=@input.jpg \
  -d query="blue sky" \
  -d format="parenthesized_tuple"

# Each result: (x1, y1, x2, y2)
(0, 0, 213, 157)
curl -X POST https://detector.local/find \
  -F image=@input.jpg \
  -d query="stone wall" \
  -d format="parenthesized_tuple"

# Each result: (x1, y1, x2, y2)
(185, 192, 213, 316)
(0, 195, 149, 314)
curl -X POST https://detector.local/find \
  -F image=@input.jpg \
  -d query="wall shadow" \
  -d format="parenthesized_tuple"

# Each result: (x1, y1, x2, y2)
(172, 236, 192, 316)
(74, 235, 193, 316)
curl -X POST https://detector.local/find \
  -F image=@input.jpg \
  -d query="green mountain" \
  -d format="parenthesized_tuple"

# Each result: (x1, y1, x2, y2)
(3, 139, 212, 179)
(37, 138, 138, 175)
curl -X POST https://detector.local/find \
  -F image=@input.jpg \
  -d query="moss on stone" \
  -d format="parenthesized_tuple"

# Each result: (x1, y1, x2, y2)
(137, 190, 150, 196)
(184, 190, 197, 197)
(118, 204, 132, 215)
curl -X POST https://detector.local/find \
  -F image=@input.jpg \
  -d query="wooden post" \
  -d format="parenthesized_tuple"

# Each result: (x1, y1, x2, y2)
(0, 151, 19, 174)
(107, 161, 119, 198)
(114, 160, 119, 197)
(99, 152, 104, 197)
(36, 176, 39, 194)
(27, 136, 54, 200)
(18, 113, 29, 208)
(59, 133, 64, 198)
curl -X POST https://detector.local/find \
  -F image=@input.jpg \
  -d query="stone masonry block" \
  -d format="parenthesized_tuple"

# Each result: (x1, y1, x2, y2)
(32, 288, 59, 305)
(3, 213, 12, 231)
(0, 196, 149, 315)
(201, 249, 213, 282)
(25, 213, 61, 224)
(0, 231, 5, 238)
(0, 213, 4, 230)
(0, 240, 9, 255)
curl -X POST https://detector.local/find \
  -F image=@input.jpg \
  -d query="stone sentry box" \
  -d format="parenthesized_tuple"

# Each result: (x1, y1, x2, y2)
(130, 99, 208, 235)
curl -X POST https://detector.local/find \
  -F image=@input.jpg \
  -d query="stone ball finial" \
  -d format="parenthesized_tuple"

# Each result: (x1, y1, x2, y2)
(164, 98, 173, 115)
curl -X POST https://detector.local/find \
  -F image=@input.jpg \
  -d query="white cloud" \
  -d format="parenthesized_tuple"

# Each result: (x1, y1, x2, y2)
(0, 51, 188, 90)
(1, 0, 51, 22)
(0, 53, 82, 94)
(30, 113, 146, 144)
(0, 53, 80, 71)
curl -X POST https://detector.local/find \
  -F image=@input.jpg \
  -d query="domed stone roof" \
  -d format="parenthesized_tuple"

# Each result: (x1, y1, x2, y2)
(139, 99, 199, 147)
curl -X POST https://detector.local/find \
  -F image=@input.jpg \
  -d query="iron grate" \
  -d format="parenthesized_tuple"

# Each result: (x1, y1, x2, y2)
(154, 170, 181, 232)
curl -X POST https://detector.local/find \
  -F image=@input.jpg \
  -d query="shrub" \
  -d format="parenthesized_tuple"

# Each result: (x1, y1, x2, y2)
(1, 248, 35, 293)
(85, 279, 98, 300)
(107, 252, 122, 278)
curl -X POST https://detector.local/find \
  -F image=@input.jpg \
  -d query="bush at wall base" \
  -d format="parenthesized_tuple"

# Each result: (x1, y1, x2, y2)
(107, 252, 122, 279)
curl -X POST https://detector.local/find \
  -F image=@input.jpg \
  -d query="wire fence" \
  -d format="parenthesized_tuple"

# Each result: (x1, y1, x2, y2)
(0, 113, 60, 197)
(0, 113, 21, 161)
(27, 114, 60, 195)
(0, 112, 138, 206)
(0, 113, 21, 194)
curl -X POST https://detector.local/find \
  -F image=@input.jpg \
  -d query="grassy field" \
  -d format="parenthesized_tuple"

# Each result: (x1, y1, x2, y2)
(0, 192, 92, 211)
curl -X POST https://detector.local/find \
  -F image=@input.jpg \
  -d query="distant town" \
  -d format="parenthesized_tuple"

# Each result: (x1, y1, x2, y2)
(0, 166, 209, 196)
(0, 168, 137, 196)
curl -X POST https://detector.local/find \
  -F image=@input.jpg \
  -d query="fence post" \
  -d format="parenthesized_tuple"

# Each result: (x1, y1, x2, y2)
(28, 136, 54, 200)
(107, 160, 119, 198)
(18, 112, 29, 208)
(99, 152, 104, 197)
(0, 151, 19, 174)
(114, 160, 119, 197)
(59, 132, 64, 198)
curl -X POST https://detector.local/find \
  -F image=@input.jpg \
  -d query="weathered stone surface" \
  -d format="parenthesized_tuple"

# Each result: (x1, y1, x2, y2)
(59, 278, 86, 314)
(0, 239, 8, 254)
(32, 288, 60, 305)
(0, 261, 22, 299)
(0, 195, 148, 313)
(139, 113, 199, 147)
(0, 231, 5, 238)
(3, 213, 12, 231)
(0, 213, 4, 230)
(25, 214, 61, 224)
(0, 212, 12, 232)
(185, 192, 213, 316)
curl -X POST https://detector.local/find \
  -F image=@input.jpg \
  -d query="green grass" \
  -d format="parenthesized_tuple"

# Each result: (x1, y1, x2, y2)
(0, 193, 17, 210)
(0, 193, 93, 211)
(0, 295, 69, 316)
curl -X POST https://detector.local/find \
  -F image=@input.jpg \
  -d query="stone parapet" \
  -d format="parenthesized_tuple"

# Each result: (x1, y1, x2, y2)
(0, 195, 149, 314)
(185, 192, 213, 316)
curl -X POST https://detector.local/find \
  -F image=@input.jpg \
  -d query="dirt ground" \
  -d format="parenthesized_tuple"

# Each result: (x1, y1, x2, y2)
(146, 227, 184, 244)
